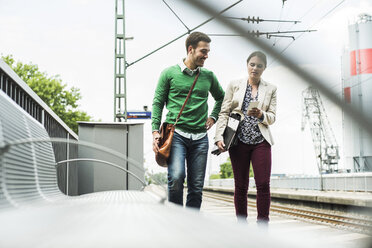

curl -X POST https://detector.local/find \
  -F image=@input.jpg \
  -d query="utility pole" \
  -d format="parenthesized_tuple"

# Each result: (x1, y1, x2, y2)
(114, 0, 128, 122)
(113, 0, 241, 121)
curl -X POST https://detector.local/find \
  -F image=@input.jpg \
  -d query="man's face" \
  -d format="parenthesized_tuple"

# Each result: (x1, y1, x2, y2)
(189, 41, 210, 67)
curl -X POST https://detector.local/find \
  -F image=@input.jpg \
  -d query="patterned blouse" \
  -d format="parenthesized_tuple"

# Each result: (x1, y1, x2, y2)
(237, 84, 265, 145)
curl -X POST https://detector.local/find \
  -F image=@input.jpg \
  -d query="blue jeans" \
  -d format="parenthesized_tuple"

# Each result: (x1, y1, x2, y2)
(167, 132, 209, 209)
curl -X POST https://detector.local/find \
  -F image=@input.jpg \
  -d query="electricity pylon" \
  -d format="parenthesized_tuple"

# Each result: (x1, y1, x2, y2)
(301, 87, 340, 174)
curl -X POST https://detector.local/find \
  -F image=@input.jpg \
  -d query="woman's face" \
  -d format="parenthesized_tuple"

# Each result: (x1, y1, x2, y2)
(247, 56, 266, 81)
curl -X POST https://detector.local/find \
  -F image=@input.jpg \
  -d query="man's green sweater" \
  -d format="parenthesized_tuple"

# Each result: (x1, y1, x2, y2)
(152, 65, 225, 134)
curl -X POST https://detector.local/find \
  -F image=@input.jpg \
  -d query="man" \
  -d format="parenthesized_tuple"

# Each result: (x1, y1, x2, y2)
(152, 31, 225, 209)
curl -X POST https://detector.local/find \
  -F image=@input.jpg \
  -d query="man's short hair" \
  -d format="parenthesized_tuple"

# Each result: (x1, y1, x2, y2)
(185, 32, 211, 52)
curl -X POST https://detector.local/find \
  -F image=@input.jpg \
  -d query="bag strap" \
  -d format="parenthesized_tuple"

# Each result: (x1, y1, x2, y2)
(174, 70, 200, 126)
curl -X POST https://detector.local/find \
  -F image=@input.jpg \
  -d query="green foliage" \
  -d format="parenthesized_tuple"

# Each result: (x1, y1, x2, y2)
(209, 174, 221, 180)
(218, 157, 254, 179)
(249, 164, 254, 178)
(146, 171, 167, 185)
(219, 157, 233, 179)
(2, 55, 93, 133)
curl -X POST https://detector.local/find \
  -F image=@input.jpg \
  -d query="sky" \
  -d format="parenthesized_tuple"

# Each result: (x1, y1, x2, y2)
(1, 0, 372, 176)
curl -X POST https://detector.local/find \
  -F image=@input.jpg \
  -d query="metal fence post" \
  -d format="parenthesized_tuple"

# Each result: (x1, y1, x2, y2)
(66, 133, 70, 195)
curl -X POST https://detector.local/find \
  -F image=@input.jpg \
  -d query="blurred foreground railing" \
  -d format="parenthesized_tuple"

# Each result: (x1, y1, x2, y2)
(0, 59, 78, 195)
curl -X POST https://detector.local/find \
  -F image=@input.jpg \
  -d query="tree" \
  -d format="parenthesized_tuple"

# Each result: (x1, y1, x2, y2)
(220, 158, 234, 179)
(145, 171, 167, 185)
(2, 55, 93, 133)
(219, 157, 254, 179)
(209, 173, 221, 180)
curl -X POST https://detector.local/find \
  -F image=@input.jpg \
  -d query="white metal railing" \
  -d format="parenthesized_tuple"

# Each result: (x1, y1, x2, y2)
(0, 59, 79, 195)
(207, 172, 372, 192)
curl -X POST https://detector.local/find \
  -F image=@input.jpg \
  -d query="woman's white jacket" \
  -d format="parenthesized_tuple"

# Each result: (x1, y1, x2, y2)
(214, 77, 277, 146)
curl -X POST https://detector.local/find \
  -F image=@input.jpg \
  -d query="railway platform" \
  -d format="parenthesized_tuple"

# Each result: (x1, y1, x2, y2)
(202, 186, 372, 248)
(201, 187, 372, 248)
(204, 185, 372, 208)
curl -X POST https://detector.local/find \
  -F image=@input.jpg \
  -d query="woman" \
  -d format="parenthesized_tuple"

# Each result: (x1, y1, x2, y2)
(214, 51, 277, 224)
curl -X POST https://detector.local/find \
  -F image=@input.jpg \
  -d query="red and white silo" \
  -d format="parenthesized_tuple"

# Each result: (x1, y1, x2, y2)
(342, 14, 372, 172)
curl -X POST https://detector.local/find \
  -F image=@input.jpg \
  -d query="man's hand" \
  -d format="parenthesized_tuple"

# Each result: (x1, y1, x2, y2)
(152, 131, 161, 153)
(216, 140, 226, 153)
(205, 117, 215, 130)
(247, 107, 262, 119)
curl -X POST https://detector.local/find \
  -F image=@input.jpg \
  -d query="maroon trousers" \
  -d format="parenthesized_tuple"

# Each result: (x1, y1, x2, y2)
(229, 140, 272, 221)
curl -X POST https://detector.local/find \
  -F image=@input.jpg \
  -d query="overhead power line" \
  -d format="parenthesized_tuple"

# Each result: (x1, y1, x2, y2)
(127, 0, 243, 67)
(225, 16, 300, 24)
(208, 29, 316, 40)
(272, 0, 322, 47)
(163, 0, 190, 32)
(184, 0, 372, 140)
(270, 0, 346, 65)
(220, 15, 305, 41)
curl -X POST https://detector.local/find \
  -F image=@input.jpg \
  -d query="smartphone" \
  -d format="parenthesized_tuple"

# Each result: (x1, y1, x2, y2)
(247, 101, 259, 112)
